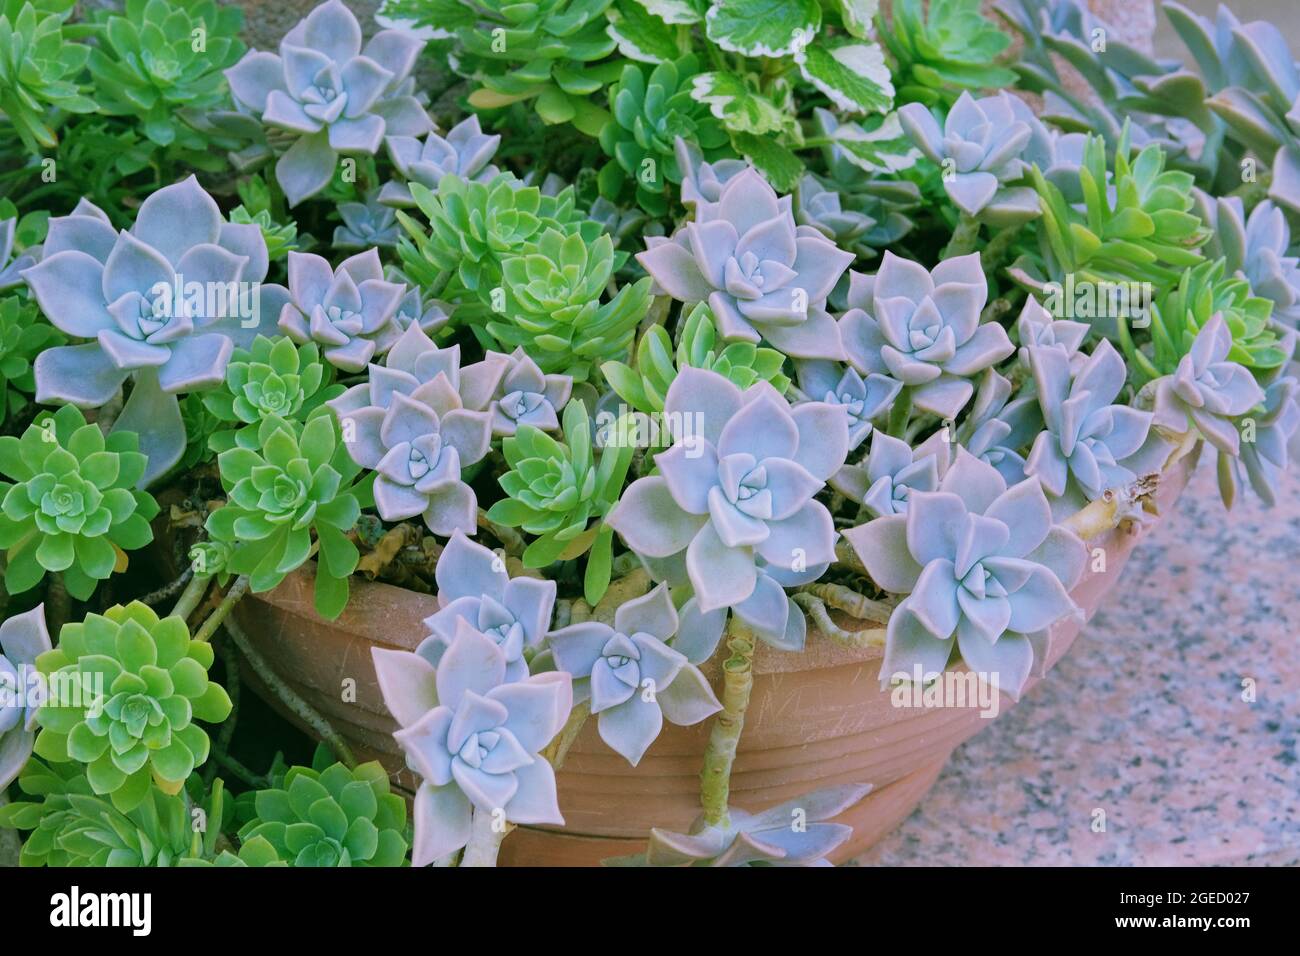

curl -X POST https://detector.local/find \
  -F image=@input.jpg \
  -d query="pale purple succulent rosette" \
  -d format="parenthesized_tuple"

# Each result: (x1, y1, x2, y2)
(546, 583, 721, 766)
(487, 347, 573, 437)
(223, 0, 432, 206)
(832, 430, 950, 516)
(1199, 193, 1300, 327)
(23, 177, 289, 486)
(372, 622, 572, 866)
(629, 782, 871, 867)
(899, 91, 1034, 219)
(418, 531, 556, 682)
(279, 249, 407, 372)
(846, 449, 1087, 700)
(1217, 372, 1299, 508)
(1151, 314, 1267, 458)
(332, 191, 400, 250)
(635, 167, 854, 361)
(794, 359, 902, 450)
(330, 328, 496, 536)
(606, 368, 850, 654)
(1014, 295, 1089, 374)
(839, 252, 1014, 419)
(0, 604, 52, 790)
(380, 115, 503, 208)
(0, 217, 39, 290)
(1024, 339, 1158, 519)
(958, 368, 1041, 486)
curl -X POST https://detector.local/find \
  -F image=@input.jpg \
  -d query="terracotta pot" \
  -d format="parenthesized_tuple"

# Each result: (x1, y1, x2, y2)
(222, 446, 1200, 865)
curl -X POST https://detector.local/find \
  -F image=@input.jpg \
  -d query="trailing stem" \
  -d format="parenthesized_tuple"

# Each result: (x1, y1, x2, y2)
(541, 699, 591, 769)
(222, 615, 357, 769)
(170, 571, 211, 622)
(192, 575, 249, 643)
(460, 806, 511, 867)
(941, 212, 982, 259)
(699, 616, 757, 828)
(139, 567, 193, 607)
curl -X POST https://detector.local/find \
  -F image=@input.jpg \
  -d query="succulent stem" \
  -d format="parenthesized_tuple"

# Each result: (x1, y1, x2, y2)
(699, 616, 757, 828)
(170, 571, 212, 623)
(941, 212, 982, 259)
(796, 583, 894, 624)
(193, 575, 250, 643)
(460, 807, 512, 867)
(792, 593, 887, 650)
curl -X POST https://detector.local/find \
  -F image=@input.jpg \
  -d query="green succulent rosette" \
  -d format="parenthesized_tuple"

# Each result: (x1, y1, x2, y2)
(237, 760, 408, 867)
(0, 404, 159, 600)
(0, 1, 97, 153)
(0, 294, 64, 423)
(32, 601, 233, 814)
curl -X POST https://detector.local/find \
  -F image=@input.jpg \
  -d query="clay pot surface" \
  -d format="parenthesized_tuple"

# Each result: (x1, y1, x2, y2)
(222, 445, 1200, 864)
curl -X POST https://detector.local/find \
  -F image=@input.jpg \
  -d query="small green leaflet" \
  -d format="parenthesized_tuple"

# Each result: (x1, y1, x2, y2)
(705, 0, 821, 58)
(632, 0, 706, 24)
(731, 132, 803, 192)
(796, 42, 893, 115)
(690, 71, 794, 135)
(607, 3, 681, 63)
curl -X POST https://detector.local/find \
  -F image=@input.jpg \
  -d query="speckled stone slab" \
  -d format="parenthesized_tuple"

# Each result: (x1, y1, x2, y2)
(852, 459, 1300, 866)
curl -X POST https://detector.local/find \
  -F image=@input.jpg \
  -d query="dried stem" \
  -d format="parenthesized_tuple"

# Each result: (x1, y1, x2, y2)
(699, 616, 756, 828)
(793, 593, 886, 650)
(140, 567, 193, 607)
(223, 615, 357, 769)
(796, 582, 893, 624)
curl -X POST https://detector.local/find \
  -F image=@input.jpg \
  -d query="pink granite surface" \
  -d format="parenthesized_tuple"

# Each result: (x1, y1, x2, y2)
(854, 459, 1299, 866)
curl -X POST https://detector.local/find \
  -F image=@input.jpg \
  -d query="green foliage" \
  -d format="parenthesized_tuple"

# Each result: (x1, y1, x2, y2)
(1135, 258, 1287, 382)
(202, 336, 339, 453)
(1029, 126, 1209, 290)
(0, 294, 63, 423)
(0, 1, 96, 153)
(491, 228, 653, 379)
(86, 0, 245, 149)
(205, 414, 365, 620)
(0, 405, 159, 600)
(229, 205, 299, 262)
(237, 759, 408, 867)
(487, 399, 634, 604)
(32, 601, 232, 813)
(599, 54, 731, 215)
(602, 302, 790, 414)
(876, 0, 1017, 106)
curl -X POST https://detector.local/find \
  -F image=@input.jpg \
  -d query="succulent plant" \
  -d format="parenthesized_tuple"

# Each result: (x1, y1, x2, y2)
(278, 249, 407, 372)
(793, 360, 901, 451)
(0, 759, 257, 867)
(488, 399, 634, 604)
(237, 760, 409, 867)
(546, 583, 719, 765)
(899, 92, 1037, 220)
(418, 531, 557, 683)
(23, 177, 290, 485)
(831, 430, 949, 516)
(202, 335, 338, 454)
(0, 214, 40, 289)
(793, 175, 877, 257)
(1014, 294, 1088, 374)
(608, 782, 871, 866)
(86, 0, 245, 149)
(845, 449, 1086, 699)
(0, 294, 63, 423)
(606, 368, 849, 651)
(956, 368, 1041, 486)
(486, 347, 573, 438)
(32, 601, 232, 813)
(838, 253, 1013, 419)
(1025, 128, 1209, 292)
(598, 55, 731, 215)
(0, 405, 159, 600)
(1216, 371, 1299, 509)
(0, 603, 52, 790)
(432, 0, 621, 134)
(0, 1, 96, 153)
(1024, 340, 1156, 517)
(229, 204, 299, 262)
(372, 623, 574, 866)
(1150, 313, 1265, 458)
(637, 168, 854, 360)
(602, 302, 790, 418)
(1196, 194, 1300, 328)
(380, 115, 502, 208)
(206, 414, 363, 619)
(489, 228, 653, 380)
(1141, 259, 1288, 379)
(675, 136, 749, 210)
(388, 266, 451, 337)
(223, 0, 432, 205)
(878, 0, 1017, 106)
(333, 191, 401, 250)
